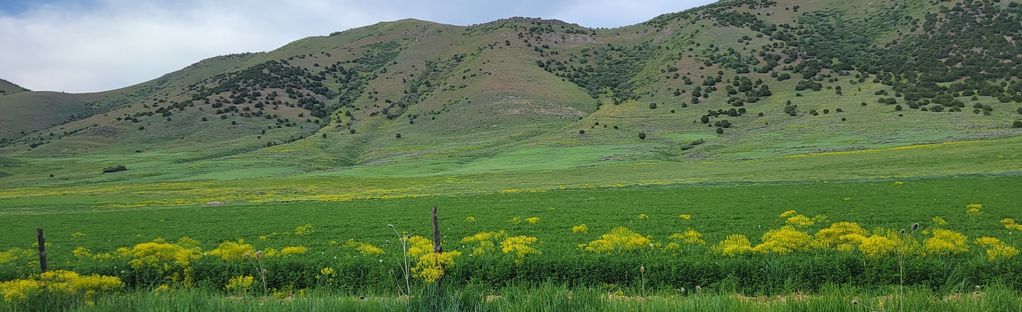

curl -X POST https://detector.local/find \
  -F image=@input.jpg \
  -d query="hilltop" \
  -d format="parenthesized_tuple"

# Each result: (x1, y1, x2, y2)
(0, 0, 1020, 188)
(0, 79, 28, 95)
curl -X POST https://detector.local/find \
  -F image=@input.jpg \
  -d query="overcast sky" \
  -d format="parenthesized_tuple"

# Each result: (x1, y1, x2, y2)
(0, 0, 715, 93)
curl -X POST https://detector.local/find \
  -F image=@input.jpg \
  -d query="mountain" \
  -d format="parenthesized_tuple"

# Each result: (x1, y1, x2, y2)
(0, 79, 28, 95)
(1, 0, 1020, 184)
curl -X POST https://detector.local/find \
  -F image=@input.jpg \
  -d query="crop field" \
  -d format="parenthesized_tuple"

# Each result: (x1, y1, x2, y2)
(2, 172, 1021, 311)
(2, 134, 1022, 311)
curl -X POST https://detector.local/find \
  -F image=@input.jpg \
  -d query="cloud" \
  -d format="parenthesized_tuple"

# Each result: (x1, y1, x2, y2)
(0, 0, 711, 92)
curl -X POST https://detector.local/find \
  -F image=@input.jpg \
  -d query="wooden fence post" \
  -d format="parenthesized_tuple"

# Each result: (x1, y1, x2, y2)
(431, 206, 442, 253)
(36, 228, 47, 273)
(429, 206, 444, 307)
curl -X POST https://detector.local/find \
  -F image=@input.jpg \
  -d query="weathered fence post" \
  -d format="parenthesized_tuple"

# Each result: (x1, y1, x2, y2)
(431, 206, 442, 253)
(431, 205, 445, 294)
(36, 228, 47, 273)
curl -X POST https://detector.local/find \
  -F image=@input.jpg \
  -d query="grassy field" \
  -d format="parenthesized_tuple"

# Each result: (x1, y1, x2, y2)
(2, 133, 1020, 211)
(3, 174, 1021, 257)
(2, 0, 1022, 309)
(7, 283, 1022, 312)
(2, 90, 1021, 311)
(2, 172, 1020, 307)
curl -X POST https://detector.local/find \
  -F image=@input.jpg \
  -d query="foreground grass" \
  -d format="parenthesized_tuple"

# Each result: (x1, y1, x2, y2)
(2, 175, 1018, 262)
(4, 174, 1020, 247)
(3, 283, 1020, 312)
(1, 175, 1020, 294)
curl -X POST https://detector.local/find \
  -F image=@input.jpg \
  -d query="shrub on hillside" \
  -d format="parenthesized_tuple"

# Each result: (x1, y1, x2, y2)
(102, 165, 127, 173)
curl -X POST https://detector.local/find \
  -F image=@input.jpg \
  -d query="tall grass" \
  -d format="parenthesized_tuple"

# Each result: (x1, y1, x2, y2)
(4, 283, 1019, 312)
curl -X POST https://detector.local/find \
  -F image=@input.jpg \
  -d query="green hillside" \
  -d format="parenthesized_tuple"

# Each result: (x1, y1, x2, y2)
(0, 79, 28, 95)
(0, 92, 94, 140)
(0, 0, 1020, 188)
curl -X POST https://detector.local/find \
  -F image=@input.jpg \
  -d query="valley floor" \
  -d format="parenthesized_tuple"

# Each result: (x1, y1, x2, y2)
(0, 135, 1020, 311)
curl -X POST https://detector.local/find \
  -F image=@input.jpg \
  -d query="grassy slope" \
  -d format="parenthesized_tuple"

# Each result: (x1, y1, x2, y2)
(0, 91, 98, 140)
(0, 79, 27, 95)
(0, 134, 1019, 210)
(0, 54, 262, 145)
(0, 0, 1019, 204)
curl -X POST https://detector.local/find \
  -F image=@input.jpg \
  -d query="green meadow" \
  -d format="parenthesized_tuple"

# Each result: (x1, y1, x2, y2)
(2, 0, 1022, 310)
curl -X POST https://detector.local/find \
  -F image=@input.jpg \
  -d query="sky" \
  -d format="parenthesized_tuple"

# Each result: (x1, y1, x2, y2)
(0, 0, 715, 93)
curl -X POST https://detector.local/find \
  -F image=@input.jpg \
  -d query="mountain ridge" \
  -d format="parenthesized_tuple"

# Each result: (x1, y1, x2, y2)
(1, 0, 1020, 185)
(0, 79, 28, 95)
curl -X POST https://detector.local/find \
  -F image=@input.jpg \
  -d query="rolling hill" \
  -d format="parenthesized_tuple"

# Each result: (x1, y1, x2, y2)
(0, 0, 1020, 188)
(0, 79, 28, 95)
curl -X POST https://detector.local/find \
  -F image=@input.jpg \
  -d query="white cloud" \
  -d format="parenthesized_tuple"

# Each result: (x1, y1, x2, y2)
(0, 0, 711, 92)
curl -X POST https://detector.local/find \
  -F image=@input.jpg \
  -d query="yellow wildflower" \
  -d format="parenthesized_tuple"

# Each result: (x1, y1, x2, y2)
(0, 270, 122, 302)
(526, 216, 541, 224)
(262, 247, 279, 257)
(72, 247, 93, 259)
(672, 228, 706, 245)
(667, 228, 705, 251)
(0, 248, 32, 265)
(0, 279, 42, 302)
(814, 222, 868, 252)
(119, 238, 202, 269)
(965, 203, 982, 216)
(930, 216, 947, 226)
(225, 275, 254, 292)
(461, 231, 506, 256)
(281, 246, 308, 256)
(571, 224, 589, 234)
(406, 235, 461, 283)
(779, 210, 798, 218)
(509, 217, 521, 225)
(678, 214, 692, 221)
(412, 251, 461, 283)
(207, 240, 256, 261)
(715, 234, 752, 256)
(406, 236, 434, 258)
(465, 216, 477, 223)
(924, 229, 969, 255)
(859, 234, 899, 258)
(975, 237, 1019, 261)
(500, 235, 541, 263)
(343, 240, 384, 256)
(752, 226, 812, 254)
(294, 224, 315, 236)
(638, 213, 649, 220)
(116, 238, 200, 286)
(1002, 218, 1022, 232)
(580, 227, 652, 254)
(785, 214, 814, 227)
(319, 267, 336, 277)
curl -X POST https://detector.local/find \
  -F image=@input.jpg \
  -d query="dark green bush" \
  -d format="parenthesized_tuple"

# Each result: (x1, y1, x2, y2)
(102, 165, 127, 173)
